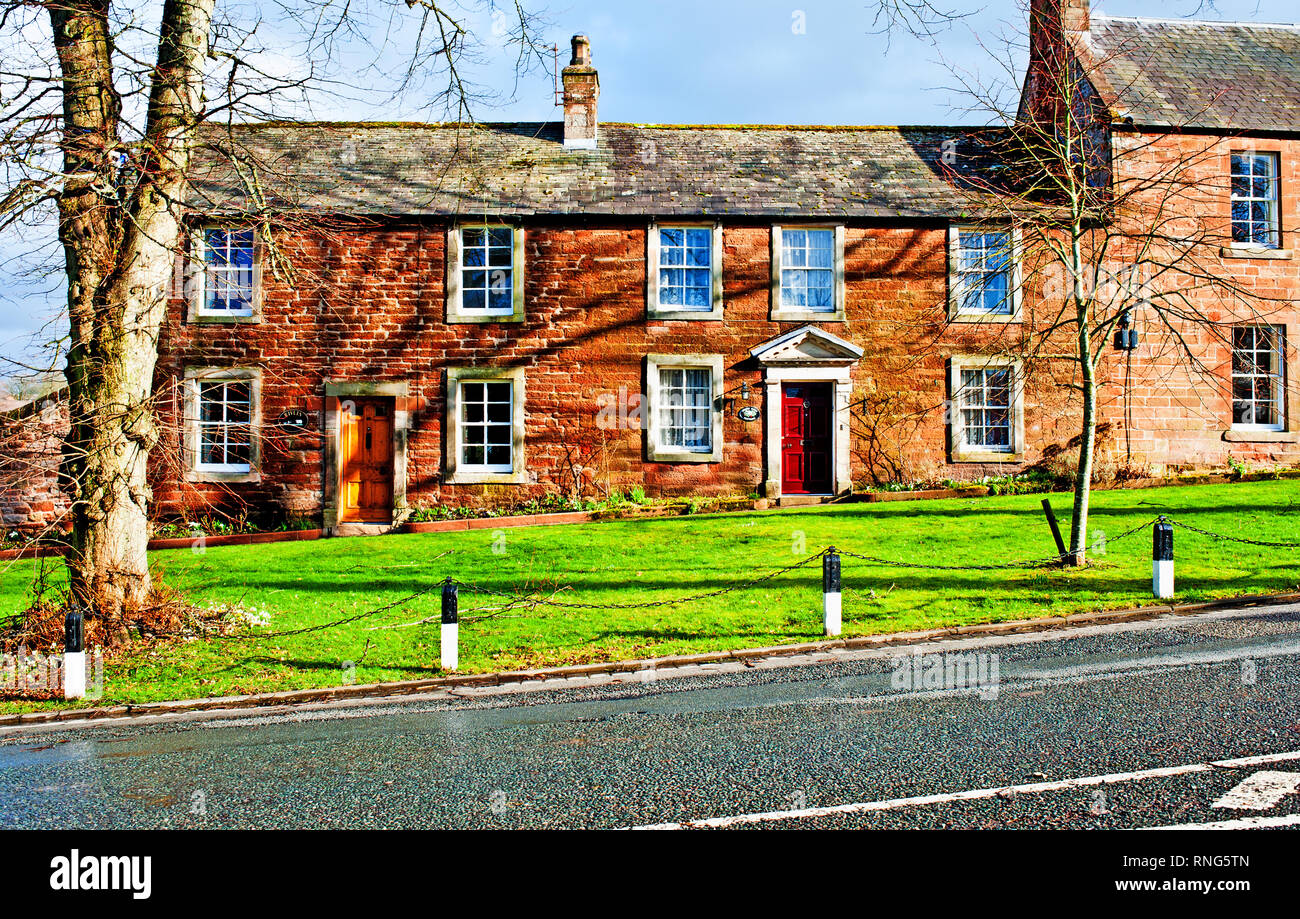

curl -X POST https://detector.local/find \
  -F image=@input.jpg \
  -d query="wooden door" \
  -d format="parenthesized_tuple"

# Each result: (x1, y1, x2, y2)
(781, 383, 833, 495)
(340, 398, 394, 523)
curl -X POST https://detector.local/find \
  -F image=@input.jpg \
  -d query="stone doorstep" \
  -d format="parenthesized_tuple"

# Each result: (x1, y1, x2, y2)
(4, 590, 1298, 730)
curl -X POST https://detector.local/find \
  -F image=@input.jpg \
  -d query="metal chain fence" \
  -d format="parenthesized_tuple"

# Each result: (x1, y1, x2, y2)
(1168, 518, 1300, 550)
(453, 551, 827, 611)
(204, 581, 445, 640)
(200, 513, 1291, 642)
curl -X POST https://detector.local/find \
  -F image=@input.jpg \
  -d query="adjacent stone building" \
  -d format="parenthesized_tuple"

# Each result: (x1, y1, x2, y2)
(0, 392, 70, 535)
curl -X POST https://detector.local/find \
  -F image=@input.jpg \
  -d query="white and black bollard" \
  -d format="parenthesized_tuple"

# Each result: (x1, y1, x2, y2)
(441, 578, 459, 671)
(1153, 517, 1174, 600)
(823, 548, 842, 637)
(63, 606, 85, 701)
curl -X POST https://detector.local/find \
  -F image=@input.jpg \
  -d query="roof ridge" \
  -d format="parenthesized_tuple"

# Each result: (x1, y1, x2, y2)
(605, 122, 973, 131)
(207, 120, 980, 132)
(1094, 13, 1300, 30)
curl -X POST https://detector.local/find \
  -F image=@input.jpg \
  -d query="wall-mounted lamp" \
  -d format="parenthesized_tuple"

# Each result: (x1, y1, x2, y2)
(740, 382, 751, 402)
(1114, 309, 1139, 351)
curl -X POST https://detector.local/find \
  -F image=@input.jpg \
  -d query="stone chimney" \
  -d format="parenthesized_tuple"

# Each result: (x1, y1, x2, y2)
(1026, 0, 1090, 87)
(1063, 0, 1089, 32)
(562, 34, 600, 150)
(1031, 0, 1089, 35)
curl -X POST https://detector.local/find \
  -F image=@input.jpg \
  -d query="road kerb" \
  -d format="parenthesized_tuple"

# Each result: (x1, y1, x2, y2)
(3, 591, 1298, 730)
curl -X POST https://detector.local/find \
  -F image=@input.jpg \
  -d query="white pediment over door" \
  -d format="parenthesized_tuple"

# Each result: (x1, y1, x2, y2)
(749, 325, 865, 366)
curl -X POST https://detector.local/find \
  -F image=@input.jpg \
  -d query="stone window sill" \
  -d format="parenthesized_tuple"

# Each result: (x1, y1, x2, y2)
(948, 311, 1023, 324)
(952, 451, 1023, 464)
(1223, 430, 1299, 443)
(189, 313, 262, 325)
(648, 311, 725, 323)
(446, 311, 525, 325)
(188, 470, 262, 484)
(1220, 246, 1292, 260)
(444, 471, 529, 485)
(770, 309, 846, 323)
(649, 450, 720, 464)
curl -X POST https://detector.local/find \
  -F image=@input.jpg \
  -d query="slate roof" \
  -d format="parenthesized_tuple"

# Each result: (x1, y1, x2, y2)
(188, 122, 978, 219)
(1084, 15, 1300, 133)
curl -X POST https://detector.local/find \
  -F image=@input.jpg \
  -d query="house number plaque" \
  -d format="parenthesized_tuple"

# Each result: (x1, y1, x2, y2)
(737, 406, 761, 423)
(278, 409, 310, 430)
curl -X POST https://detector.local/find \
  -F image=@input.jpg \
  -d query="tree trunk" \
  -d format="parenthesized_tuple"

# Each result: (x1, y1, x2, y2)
(1064, 227, 1098, 567)
(52, 0, 215, 617)
(1068, 316, 1098, 567)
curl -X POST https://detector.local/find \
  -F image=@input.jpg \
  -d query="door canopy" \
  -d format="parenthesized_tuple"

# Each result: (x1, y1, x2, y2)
(750, 325, 864, 368)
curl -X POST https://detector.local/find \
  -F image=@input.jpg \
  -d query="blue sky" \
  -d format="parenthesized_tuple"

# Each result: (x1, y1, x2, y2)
(2, 0, 1296, 378)
(453, 0, 1296, 126)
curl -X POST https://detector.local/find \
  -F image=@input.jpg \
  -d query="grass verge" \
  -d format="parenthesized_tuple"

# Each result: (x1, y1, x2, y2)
(1, 480, 1297, 712)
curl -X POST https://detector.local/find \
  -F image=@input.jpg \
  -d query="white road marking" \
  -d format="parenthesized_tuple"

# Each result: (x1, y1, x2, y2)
(630, 750, 1300, 830)
(1141, 814, 1300, 831)
(1013, 640, 1300, 682)
(1212, 771, 1300, 811)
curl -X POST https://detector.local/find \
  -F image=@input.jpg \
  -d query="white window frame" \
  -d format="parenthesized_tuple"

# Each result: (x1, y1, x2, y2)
(447, 224, 526, 324)
(948, 225, 1022, 322)
(645, 354, 725, 463)
(1232, 324, 1286, 432)
(771, 225, 846, 322)
(444, 366, 527, 484)
(1230, 152, 1281, 250)
(187, 226, 261, 323)
(184, 367, 261, 483)
(647, 223, 724, 321)
(458, 379, 515, 474)
(948, 356, 1024, 463)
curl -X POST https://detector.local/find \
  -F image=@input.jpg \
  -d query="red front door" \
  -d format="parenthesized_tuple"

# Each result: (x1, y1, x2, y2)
(781, 382, 833, 495)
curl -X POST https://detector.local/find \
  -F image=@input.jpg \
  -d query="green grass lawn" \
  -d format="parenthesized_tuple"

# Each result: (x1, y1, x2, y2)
(2, 480, 1298, 711)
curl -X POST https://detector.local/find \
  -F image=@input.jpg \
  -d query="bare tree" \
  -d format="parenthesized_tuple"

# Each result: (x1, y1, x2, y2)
(943, 3, 1294, 564)
(0, 0, 548, 618)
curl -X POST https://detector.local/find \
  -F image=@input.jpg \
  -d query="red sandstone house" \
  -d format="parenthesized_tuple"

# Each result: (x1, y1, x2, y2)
(4, 0, 1299, 536)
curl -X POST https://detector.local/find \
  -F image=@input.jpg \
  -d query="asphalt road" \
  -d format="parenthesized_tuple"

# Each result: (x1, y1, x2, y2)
(2, 603, 1300, 830)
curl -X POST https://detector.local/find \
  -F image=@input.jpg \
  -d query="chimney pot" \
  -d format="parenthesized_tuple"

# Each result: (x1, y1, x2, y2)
(571, 34, 592, 66)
